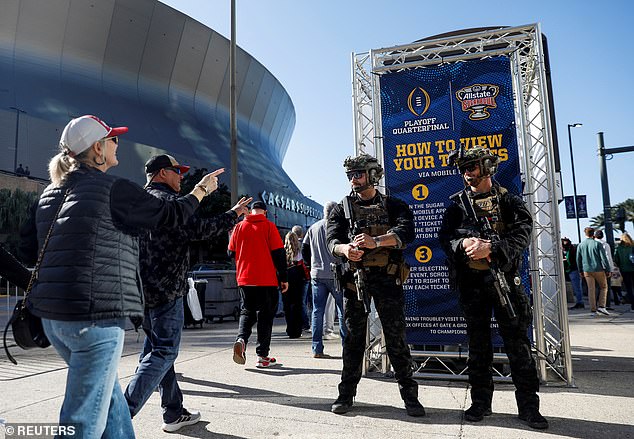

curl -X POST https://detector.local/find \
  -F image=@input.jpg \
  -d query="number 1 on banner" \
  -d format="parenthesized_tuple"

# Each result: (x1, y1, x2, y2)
(412, 184, 429, 201)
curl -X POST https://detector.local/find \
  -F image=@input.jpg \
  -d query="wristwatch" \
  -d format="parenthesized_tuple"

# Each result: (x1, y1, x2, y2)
(195, 184, 209, 195)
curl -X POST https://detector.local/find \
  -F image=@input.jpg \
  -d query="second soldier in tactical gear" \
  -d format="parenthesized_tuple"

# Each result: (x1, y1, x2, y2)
(326, 153, 425, 417)
(438, 147, 548, 429)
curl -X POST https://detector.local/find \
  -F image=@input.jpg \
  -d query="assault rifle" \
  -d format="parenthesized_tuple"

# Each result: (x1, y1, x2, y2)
(342, 196, 371, 313)
(457, 190, 517, 320)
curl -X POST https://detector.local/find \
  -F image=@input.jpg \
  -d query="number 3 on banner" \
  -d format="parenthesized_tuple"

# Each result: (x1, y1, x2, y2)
(411, 184, 429, 201)
(415, 246, 432, 263)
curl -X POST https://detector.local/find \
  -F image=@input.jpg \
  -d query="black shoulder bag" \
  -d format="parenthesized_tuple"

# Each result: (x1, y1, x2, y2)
(3, 189, 69, 365)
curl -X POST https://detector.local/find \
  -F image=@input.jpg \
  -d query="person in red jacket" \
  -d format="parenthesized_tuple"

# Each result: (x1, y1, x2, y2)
(229, 201, 288, 368)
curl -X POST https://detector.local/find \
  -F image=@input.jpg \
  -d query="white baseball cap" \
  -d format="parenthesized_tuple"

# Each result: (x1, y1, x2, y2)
(60, 115, 128, 157)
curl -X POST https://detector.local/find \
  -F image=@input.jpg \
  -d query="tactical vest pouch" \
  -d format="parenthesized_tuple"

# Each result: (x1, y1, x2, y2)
(386, 263, 398, 276)
(467, 259, 490, 270)
(363, 248, 390, 267)
(468, 189, 503, 271)
(400, 262, 410, 284)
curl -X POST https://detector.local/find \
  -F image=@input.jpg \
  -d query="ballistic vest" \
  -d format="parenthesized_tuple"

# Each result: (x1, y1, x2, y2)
(467, 186, 507, 270)
(349, 194, 391, 267)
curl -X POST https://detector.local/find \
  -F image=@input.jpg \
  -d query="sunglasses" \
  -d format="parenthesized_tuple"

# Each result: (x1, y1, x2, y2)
(103, 136, 118, 145)
(165, 167, 182, 175)
(460, 162, 479, 173)
(346, 170, 365, 180)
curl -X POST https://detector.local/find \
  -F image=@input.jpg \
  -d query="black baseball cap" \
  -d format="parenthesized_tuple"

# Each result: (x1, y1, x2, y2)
(145, 154, 190, 174)
(251, 201, 267, 211)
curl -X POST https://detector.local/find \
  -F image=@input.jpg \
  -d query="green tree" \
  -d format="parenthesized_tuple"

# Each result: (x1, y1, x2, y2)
(589, 198, 634, 232)
(0, 188, 39, 257)
(180, 168, 243, 263)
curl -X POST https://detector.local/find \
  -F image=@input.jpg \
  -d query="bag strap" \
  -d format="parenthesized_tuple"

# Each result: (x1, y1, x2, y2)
(3, 189, 69, 365)
(23, 189, 70, 298)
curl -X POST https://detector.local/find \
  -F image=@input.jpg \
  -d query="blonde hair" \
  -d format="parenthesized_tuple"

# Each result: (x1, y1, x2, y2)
(621, 232, 633, 247)
(48, 144, 98, 187)
(284, 232, 300, 265)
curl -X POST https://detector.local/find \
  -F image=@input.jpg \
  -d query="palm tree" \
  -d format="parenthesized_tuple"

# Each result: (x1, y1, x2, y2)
(589, 198, 634, 231)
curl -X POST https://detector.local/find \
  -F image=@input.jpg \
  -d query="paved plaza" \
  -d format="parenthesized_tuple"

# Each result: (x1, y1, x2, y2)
(1, 303, 633, 438)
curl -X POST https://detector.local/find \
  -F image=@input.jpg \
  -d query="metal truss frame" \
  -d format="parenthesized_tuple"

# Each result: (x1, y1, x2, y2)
(351, 23, 573, 385)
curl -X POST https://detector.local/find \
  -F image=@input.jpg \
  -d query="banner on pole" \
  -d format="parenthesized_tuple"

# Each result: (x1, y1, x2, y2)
(379, 56, 527, 346)
(564, 196, 576, 219)
(575, 195, 587, 218)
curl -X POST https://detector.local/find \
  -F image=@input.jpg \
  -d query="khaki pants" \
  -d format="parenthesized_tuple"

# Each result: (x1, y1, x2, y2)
(583, 271, 608, 311)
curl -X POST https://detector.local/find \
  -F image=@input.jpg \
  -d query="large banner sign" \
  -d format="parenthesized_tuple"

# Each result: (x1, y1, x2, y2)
(379, 56, 524, 346)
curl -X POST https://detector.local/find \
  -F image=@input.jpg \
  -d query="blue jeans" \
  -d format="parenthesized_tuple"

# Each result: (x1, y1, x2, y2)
(42, 318, 134, 439)
(301, 280, 311, 329)
(569, 270, 584, 305)
(311, 278, 346, 354)
(125, 297, 184, 423)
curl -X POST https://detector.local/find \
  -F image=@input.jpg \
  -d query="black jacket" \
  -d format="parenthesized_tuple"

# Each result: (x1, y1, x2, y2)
(20, 166, 199, 321)
(140, 182, 238, 308)
(438, 183, 532, 276)
(326, 191, 415, 258)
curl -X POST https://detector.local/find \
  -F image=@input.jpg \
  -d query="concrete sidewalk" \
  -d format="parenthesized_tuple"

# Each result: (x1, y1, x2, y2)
(1, 304, 633, 438)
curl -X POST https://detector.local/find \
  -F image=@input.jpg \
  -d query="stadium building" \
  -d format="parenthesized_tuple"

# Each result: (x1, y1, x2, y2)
(0, 0, 320, 230)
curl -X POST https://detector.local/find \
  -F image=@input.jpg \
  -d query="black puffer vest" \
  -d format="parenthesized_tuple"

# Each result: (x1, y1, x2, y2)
(27, 168, 144, 321)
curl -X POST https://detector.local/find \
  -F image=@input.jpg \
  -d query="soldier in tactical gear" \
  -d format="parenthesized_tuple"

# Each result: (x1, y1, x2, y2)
(326, 153, 425, 417)
(438, 146, 549, 429)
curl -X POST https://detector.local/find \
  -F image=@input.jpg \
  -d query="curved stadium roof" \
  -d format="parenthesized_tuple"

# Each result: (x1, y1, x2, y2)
(0, 0, 319, 229)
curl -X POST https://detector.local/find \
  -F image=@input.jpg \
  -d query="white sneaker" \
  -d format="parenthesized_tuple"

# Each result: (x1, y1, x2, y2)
(323, 332, 339, 340)
(162, 408, 201, 432)
(597, 307, 610, 316)
(233, 338, 246, 365)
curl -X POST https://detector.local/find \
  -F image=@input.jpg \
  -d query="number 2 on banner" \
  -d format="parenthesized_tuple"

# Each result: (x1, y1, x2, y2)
(411, 184, 429, 201)
(415, 246, 432, 263)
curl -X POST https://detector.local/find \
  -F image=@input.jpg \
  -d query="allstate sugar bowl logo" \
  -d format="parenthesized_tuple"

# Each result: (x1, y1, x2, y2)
(407, 87, 431, 116)
(455, 84, 499, 120)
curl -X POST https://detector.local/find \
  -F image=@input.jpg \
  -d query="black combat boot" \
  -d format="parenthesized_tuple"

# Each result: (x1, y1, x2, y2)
(399, 387, 426, 417)
(518, 408, 549, 429)
(464, 403, 492, 422)
(331, 395, 353, 414)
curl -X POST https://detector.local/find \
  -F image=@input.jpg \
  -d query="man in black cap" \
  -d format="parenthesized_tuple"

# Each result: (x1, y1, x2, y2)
(229, 200, 288, 368)
(125, 154, 252, 433)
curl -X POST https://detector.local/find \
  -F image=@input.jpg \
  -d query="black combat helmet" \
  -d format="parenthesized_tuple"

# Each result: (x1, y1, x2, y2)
(343, 153, 384, 185)
(450, 146, 499, 176)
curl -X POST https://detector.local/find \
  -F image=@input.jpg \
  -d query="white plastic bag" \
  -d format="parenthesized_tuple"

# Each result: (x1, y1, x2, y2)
(187, 277, 203, 321)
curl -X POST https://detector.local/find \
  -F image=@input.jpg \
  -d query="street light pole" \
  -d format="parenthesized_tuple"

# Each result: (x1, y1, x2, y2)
(10, 106, 26, 173)
(597, 132, 634, 249)
(567, 123, 582, 242)
(229, 0, 238, 205)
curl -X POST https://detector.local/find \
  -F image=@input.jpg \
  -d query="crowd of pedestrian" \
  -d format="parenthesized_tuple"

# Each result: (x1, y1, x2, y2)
(11, 120, 634, 436)
(564, 227, 634, 316)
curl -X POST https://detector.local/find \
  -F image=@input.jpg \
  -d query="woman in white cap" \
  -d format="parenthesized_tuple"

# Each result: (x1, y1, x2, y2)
(19, 115, 223, 439)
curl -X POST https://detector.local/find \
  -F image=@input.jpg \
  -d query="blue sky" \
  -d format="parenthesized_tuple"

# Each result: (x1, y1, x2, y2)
(161, 0, 633, 242)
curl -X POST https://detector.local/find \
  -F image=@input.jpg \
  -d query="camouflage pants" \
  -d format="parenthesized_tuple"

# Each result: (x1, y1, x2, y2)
(338, 272, 418, 400)
(458, 271, 540, 411)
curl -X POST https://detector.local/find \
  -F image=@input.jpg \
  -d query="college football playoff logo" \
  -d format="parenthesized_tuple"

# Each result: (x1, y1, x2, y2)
(407, 87, 430, 117)
(455, 84, 499, 120)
